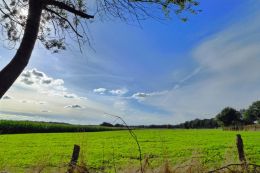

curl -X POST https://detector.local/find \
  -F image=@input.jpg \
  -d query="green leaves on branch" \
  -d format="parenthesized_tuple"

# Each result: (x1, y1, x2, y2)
(244, 101, 260, 124)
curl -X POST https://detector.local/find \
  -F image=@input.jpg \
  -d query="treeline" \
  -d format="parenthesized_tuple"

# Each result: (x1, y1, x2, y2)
(169, 118, 219, 129)
(100, 118, 219, 129)
(100, 100, 260, 130)
(2, 100, 259, 134)
(0, 120, 120, 134)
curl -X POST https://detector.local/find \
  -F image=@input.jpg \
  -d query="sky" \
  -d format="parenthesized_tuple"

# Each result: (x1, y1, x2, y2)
(0, 0, 260, 125)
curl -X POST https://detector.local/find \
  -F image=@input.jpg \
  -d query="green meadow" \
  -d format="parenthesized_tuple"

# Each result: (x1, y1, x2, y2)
(0, 129, 259, 172)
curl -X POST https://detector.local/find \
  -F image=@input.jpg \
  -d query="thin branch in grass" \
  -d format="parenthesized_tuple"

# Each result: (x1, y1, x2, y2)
(103, 112, 144, 173)
(112, 141, 117, 173)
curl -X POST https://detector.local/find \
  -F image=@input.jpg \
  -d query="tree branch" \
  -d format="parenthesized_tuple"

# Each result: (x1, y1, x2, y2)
(46, 0, 94, 19)
(0, 8, 24, 26)
(44, 7, 83, 37)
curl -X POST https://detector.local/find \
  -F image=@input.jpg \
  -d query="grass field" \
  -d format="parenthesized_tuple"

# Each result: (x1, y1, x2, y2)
(0, 129, 259, 172)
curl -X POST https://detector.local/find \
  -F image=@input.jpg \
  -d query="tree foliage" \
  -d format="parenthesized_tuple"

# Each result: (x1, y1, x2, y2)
(244, 101, 260, 123)
(216, 107, 242, 127)
(0, 0, 200, 52)
(171, 118, 219, 129)
(100, 122, 114, 127)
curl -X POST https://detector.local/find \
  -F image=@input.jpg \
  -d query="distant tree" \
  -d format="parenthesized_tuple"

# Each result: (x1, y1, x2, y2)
(172, 118, 219, 129)
(100, 122, 114, 127)
(244, 101, 260, 124)
(114, 123, 125, 127)
(216, 107, 242, 126)
(0, 0, 200, 99)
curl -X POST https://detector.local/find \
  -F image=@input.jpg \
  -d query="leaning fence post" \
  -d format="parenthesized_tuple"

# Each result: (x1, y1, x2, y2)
(67, 144, 80, 173)
(236, 134, 248, 172)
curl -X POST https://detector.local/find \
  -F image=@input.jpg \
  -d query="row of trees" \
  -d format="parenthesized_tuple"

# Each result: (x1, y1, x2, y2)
(100, 118, 219, 129)
(170, 118, 219, 129)
(100, 100, 260, 129)
(216, 101, 260, 127)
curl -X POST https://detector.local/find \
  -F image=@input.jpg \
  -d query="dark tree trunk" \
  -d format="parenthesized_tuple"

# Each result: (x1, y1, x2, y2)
(0, 0, 43, 99)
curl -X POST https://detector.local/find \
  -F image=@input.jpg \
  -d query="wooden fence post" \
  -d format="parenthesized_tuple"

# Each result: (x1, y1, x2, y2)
(236, 134, 249, 172)
(236, 134, 246, 163)
(67, 144, 80, 173)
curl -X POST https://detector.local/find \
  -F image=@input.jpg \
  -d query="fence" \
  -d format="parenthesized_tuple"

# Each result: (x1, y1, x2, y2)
(67, 134, 260, 173)
(223, 124, 260, 131)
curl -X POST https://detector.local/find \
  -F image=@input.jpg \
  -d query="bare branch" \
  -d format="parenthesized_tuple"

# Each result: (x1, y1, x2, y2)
(46, 0, 94, 19)
(0, 8, 23, 26)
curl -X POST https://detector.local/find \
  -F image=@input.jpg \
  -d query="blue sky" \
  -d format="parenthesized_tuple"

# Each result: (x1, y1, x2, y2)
(1, 0, 260, 125)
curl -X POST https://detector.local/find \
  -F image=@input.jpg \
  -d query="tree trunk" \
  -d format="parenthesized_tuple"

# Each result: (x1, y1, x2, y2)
(0, 0, 43, 99)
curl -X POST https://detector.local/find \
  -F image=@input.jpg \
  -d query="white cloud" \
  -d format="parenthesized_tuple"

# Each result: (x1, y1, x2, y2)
(31, 68, 44, 77)
(41, 110, 51, 113)
(2, 95, 12, 100)
(79, 97, 88, 100)
(18, 68, 66, 94)
(64, 93, 78, 99)
(110, 88, 128, 96)
(132, 91, 168, 101)
(93, 88, 128, 96)
(93, 88, 107, 94)
(132, 92, 150, 101)
(15, 69, 83, 100)
(37, 101, 47, 105)
(64, 104, 84, 109)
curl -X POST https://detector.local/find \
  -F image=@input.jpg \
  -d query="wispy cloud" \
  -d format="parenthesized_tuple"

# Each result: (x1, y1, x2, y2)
(132, 91, 168, 102)
(41, 110, 51, 113)
(139, 12, 260, 124)
(132, 92, 149, 100)
(173, 67, 202, 89)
